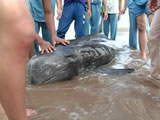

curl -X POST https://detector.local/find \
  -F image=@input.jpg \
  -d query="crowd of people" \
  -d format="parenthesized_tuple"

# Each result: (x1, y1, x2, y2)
(0, 0, 160, 119)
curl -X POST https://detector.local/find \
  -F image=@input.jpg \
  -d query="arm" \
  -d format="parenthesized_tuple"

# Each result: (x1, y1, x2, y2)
(42, 0, 69, 47)
(86, 0, 91, 18)
(56, 0, 62, 19)
(56, 0, 62, 9)
(102, 0, 108, 20)
(118, 0, 122, 20)
(35, 34, 55, 54)
(121, 0, 127, 14)
(42, 0, 56, 44)
(148, 0, 159, 12)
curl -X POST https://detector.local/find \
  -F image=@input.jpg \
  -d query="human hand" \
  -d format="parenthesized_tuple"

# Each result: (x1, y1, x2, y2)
(148, 0, 159, 12)
(121, 9, 126, 14)
(57, 8, 62, 20)
(39, 41, 55, 54)
(52, 36, 70, 47)
(118, 13, 121, 20)
(103, 11, 108, 20)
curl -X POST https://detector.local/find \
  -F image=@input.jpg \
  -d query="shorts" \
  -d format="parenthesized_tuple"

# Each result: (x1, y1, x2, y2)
(130, 1, 152, 17)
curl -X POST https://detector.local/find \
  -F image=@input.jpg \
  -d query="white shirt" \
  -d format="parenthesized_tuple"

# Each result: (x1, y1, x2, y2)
(106, 0, 119, 14)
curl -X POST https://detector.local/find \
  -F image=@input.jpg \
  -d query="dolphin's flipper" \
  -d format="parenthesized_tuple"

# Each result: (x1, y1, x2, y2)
(95, 68, 135, 75)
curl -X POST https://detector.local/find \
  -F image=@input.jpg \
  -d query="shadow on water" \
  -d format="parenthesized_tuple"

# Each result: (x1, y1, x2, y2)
(25, 32, 160, 120)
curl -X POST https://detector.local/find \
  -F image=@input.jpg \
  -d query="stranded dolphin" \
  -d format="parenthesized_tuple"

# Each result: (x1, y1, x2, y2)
(27, 34, 115, 85)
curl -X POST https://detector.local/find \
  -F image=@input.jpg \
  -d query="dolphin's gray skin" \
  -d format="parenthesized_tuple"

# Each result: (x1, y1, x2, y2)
(27, 34, 115, 85)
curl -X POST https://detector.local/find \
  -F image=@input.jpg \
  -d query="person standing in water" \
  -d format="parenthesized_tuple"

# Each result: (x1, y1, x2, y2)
(0, 0, 69, 119)
(103, 0, 122, 40)
(148, 0, 160, 80)
(29, 0, 65, 54)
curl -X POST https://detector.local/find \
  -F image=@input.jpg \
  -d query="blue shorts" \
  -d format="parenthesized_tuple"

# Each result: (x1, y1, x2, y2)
(130, 2, 152, 17)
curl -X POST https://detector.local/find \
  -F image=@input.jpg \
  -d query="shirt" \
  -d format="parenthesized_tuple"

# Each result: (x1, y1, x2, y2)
(127, 0, 135, 9)
(29, 0, 55, 22)
(133, 0, 147, 5)
(106, 0, 119, 13)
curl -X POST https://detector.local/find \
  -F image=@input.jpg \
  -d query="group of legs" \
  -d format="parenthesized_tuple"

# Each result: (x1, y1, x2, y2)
(127, 0, 160, 79)
(128, 1, 153, 59)
(0, 0, 88, 119)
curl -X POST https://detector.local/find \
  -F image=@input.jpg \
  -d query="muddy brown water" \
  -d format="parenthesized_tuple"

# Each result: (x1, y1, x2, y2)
(1, 32, 160, 120)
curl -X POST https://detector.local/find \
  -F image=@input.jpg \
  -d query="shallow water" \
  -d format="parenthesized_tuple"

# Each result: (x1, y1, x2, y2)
(1, 31, 160, 120)
(25, 31, 160, 120)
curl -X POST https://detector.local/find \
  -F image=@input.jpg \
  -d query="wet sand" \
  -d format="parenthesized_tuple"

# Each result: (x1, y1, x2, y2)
(1, 31, 160, 120)
(26, 31, 160, 120)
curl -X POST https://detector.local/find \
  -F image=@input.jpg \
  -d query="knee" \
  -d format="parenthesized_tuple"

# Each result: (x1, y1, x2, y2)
(16, 26, 36, 54)
(137, 21, 146, 32)
(22, 30, 35, 48)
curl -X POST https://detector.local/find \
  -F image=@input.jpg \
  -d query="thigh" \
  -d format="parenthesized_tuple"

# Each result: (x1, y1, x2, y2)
(90, 4, 100, 25)
(148, 10, 160, 39)
(74, 2, 86, 37)
(110, 14, 118, 25)
(34, 21, 41, 33)
(41, 22, 52, 43)
(136, 13, 146, 30)
(0, 0, 35, 63)
(129, 11, 137, 31)
(57, 4, 74, 32)
(74, 3, 85, 24)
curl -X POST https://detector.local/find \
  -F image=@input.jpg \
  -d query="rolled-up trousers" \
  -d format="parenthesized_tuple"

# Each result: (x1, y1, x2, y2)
(148, 9, 160, 80)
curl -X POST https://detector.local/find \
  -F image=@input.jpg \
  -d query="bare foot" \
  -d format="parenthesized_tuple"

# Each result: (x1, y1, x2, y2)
(26, 109, 37, 117)
(140, 52, 147, 60)
(0, 105, 37, 117)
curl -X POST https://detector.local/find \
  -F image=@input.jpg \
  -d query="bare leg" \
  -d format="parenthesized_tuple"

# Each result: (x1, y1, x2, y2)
(0, 0, 35, 120)
(136, 13, 147, 59)
(147, 14, 153, 26)
(0, 104, 4, 115)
